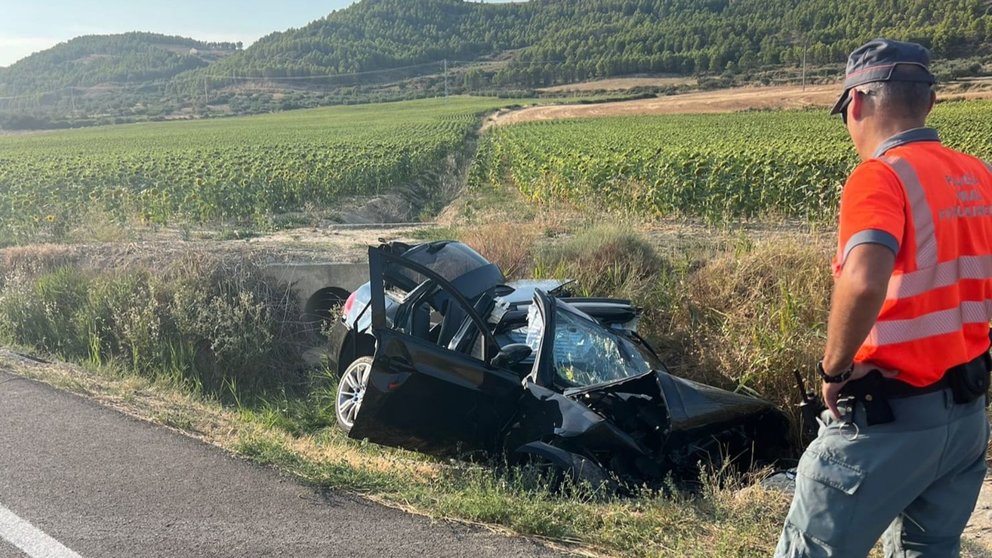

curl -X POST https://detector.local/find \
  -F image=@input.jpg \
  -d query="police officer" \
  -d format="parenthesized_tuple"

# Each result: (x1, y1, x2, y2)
(775, 38, 992, 557)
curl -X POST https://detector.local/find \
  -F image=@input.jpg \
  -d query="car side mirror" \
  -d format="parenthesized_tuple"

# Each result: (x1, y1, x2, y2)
(491, 343, 533, 369)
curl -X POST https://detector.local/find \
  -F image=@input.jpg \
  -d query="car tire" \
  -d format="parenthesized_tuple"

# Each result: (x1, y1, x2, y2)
(513, 441, 616, 496)
(336, 356, 374, 435)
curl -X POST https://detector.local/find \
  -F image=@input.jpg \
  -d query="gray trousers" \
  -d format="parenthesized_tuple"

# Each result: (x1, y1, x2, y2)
(775, 389, 989, 557)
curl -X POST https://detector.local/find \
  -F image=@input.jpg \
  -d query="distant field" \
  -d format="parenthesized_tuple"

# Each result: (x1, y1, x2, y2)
(490, 83, 992, 126)
(0, 97, 515, 243)
(491, 84, 842, 126)
(474, 99, 992, 221)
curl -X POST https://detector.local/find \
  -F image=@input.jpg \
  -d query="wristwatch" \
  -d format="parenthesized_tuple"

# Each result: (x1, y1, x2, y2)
(817, 360, 854, 384)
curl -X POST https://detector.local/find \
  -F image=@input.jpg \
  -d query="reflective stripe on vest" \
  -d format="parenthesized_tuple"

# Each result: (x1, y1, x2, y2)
(866, 155, 992, 346)
(865, 299, 992, 345)
(887, 255, 992, 300)
(881, 155, 938, 268)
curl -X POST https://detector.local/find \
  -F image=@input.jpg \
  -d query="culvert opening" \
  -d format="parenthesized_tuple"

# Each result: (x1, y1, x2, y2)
(303, 287, 350, 339)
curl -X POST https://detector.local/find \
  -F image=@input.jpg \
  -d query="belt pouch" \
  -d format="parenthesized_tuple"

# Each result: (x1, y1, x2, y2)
(842, 371, 895, 425)
(947, 353, 991, 404)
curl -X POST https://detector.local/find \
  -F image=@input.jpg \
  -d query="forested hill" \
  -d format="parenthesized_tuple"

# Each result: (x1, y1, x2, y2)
(1, 0, 990, 129)
(0, 33, 239, 97)
(199, 0, 991, 85)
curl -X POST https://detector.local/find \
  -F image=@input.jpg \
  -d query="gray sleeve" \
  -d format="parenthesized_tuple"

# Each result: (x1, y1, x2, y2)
(842, 229, 899, 263)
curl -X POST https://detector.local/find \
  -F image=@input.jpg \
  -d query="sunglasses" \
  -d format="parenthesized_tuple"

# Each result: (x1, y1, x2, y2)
(839, 88, 872, 126)
(839, 95, 852, 125)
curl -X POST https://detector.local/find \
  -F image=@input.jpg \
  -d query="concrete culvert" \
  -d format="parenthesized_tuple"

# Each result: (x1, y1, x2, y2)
(303, 287, 350, 338)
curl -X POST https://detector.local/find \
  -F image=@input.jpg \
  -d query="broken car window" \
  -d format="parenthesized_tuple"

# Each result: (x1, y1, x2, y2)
(551, 305, 651, 388)
(524, 302, 543, 351)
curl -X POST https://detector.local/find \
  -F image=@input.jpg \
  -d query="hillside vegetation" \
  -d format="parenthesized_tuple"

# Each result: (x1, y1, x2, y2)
(0, 33, 239, 128)
(204, 0, 992, 85)
(0, 32, 238, 94)
(2, 0, 991, 128)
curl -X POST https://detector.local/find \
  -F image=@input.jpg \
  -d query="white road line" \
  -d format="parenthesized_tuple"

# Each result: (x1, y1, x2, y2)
(0, 502, 81, 558)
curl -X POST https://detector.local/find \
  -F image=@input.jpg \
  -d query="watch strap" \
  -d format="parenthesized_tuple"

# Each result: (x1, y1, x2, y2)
(818, 360, 853, 383)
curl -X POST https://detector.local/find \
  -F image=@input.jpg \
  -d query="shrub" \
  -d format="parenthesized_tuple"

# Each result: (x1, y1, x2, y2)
(533, 225, 666, 301)
(460, 222, 541, 280)
(673, 238, 832, 407)
(529, 226, 832, 421)
(0, 267, 90, 357)
(0, 250, 309, 398)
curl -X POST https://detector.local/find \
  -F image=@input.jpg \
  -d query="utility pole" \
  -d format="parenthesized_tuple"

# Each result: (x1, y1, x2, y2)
(69, 86, 76, 114)
(801, 41, 808, 92)
(444, 59, 449, 99)
(203, 76, 209, 110)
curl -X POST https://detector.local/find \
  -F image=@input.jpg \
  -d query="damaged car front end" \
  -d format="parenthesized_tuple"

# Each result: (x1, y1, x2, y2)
(337, 244, 793, 488)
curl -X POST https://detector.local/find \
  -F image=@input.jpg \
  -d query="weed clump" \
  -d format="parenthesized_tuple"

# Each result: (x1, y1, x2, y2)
(0, 251, 309, 397)
(527, 225, 832, 416)
(679, 238, 832, 406)
(459, 222, 542, 280)
(533, 224, 667, 301)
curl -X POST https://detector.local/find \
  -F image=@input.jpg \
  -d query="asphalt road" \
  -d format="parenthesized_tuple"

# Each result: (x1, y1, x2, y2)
(0, 370, 574, 558)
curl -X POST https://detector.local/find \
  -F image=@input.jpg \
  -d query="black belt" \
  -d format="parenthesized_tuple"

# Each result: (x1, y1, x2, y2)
(882, 375, 951, 399)
(841, 352, 990, 425)
(878, 352, 987, 399)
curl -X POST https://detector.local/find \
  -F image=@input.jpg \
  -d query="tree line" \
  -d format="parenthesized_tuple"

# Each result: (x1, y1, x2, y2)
(193, 0, 992, 87)
(0, 32, 240, 97)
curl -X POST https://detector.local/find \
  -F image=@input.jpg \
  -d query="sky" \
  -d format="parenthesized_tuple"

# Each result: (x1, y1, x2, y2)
(0, 0, 515, 67)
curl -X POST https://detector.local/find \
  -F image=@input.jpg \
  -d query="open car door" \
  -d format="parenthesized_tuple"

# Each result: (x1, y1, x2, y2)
(348, 247, 526, 457)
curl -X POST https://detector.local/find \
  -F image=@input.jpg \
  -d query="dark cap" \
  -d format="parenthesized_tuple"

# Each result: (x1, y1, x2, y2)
(830, 38, 936, 115)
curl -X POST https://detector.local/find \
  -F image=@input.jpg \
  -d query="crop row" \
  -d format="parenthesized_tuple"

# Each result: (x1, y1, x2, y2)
(0, 97, 510, 243)
(473, 100, 992, 221)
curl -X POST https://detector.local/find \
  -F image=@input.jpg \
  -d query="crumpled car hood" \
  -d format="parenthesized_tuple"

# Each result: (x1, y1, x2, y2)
(519, 369, 790, 481)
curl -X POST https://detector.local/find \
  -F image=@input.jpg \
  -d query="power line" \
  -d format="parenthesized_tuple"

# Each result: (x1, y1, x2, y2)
(201, 60, 445, 80)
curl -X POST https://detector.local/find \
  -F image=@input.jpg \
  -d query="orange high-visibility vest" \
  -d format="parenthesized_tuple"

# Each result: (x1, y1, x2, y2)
(835, 136, 992, 387)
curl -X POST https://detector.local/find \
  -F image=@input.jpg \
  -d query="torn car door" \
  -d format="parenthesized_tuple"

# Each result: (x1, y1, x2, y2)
(349, 247, 524, 457)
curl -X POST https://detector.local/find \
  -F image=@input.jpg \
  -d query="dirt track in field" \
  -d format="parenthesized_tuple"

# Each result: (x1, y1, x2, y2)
(538, 76, 696, 93)
(486, 82, 992, 128)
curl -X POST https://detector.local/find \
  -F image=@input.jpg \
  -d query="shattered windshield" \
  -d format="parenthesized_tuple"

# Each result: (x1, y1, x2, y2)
(547, 304, 652, 388)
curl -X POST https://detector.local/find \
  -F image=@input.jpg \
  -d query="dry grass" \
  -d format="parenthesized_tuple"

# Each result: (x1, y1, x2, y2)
(534, 224, 665, 301)
(488, 84, 843, 126)
(678, 237, 834, 404)
(0, 243, 79, 274)
(459, 222, 543, 280)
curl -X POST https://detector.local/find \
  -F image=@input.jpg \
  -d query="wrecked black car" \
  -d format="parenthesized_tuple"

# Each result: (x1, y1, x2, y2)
(334, 241, 792, 486)
(326, 240, 572, 377)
